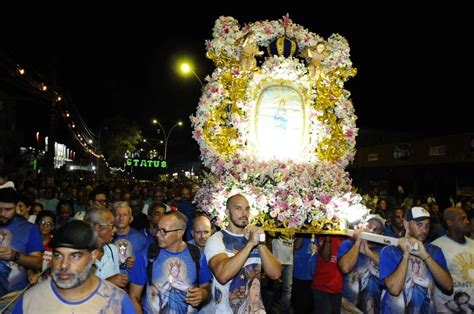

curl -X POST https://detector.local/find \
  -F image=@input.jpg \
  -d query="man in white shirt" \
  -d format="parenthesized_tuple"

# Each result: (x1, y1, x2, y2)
(205, 194, 281, 313)
(432, 207, 474, 313)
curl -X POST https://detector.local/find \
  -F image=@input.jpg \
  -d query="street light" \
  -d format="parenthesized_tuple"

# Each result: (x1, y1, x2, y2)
(180, 62, 204, 88)
(152, 119, 183, 160)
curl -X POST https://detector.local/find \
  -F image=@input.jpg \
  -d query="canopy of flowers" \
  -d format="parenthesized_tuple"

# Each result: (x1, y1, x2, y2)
(191, 15, 368, 231)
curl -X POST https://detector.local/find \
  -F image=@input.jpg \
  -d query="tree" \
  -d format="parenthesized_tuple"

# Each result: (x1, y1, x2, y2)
(100, 116, 142, 166)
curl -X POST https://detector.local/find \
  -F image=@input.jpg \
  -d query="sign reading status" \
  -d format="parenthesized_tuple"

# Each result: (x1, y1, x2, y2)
(125, 159, 167, 168)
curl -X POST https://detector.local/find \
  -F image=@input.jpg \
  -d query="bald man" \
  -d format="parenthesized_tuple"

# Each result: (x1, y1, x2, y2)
(189, 215, 212, 250)
(432, 207, 473, 313)
(205, 194, 281, 313)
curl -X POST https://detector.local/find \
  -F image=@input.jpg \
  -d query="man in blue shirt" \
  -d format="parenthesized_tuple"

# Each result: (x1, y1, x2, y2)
(129, 211, 212, 313)
(379, 206, 453, 313)
(12, 220, 136, 313)
(338, 214, 385, 313)
(0, 188, 43, 304)
(113, 201, 148, 274)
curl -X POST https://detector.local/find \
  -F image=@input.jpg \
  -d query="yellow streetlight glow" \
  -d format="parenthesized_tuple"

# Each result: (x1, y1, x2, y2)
(178, 62, 204, 87)
(180, 63, 191, 74)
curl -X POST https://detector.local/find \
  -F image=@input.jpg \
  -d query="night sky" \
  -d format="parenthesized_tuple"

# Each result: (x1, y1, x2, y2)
(2, 5, 471, 163)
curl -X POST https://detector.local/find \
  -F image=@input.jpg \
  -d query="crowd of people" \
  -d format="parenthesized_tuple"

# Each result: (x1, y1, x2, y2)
(0, 170, 473, 313)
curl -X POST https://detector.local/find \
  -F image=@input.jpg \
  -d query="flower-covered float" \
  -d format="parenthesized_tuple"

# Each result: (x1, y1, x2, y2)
(191, 14, 369, 234)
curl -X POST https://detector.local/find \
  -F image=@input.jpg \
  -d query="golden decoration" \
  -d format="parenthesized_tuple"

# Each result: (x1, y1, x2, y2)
(251, 214, 346, 235)
(314, 66, 357, 163)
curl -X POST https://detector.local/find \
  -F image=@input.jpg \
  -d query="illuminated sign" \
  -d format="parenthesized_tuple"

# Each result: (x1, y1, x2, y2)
(125, 159, 167, 168)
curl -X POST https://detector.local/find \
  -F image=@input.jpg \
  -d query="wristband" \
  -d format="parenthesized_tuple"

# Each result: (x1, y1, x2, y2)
(422, 255, 431, 262)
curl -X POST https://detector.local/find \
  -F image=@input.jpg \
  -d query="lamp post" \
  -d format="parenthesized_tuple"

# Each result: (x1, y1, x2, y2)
(152, 119, 183, 160)
(180, 63, 204, 88)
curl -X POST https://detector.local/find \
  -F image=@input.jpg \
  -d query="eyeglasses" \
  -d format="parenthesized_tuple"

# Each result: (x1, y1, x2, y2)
(39, 220, 54, 227)
(97, 223, 114, 229)
(157, 228, 182, 236)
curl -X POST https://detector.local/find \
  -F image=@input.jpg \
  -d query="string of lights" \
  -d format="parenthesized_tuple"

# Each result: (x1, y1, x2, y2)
(0, 54, 122, 171)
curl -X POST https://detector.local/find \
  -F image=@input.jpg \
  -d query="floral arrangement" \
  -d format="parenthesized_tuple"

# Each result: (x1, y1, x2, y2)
(191, 15, 368, 232)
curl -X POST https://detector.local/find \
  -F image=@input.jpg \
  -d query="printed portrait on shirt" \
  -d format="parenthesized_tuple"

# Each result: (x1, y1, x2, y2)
(228, 264, 264, 314)
(146, 257, 192, 314)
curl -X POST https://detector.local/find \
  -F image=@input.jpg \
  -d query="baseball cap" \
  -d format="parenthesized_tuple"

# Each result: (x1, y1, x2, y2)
(50, 220, 98, 250)
(405, 206, 430, 222)
(364, 214, 386, 227)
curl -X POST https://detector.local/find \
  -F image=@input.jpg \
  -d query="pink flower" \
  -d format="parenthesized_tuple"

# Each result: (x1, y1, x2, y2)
(210, 85, 219, 93)
(282, 13, 292, 28)
(345, 129, 354, 138)
(320, 195, 332, 204)
(192, 129, 202, 139)
(264, 25, 273, 35)
(231, 67, 240, 76)
(205, 39, 212, 50)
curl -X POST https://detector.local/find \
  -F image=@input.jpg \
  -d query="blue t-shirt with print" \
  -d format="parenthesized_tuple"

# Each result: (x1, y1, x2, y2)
(379, 243, 448, 314)
(337, 239, 383, 313)
(0, 216, 43, 297)
(12, 278, 136, 314)
(114, 228, 148, 273)
(129, 245, 212, 314)
(293, 236, 318, 280)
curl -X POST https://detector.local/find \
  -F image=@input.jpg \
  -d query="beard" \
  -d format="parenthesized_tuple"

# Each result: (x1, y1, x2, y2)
(52, 258, 94, 290)
(230, 215, 248, 229)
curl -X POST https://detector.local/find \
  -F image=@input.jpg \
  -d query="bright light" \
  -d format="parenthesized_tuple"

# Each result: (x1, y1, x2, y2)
(143, 139, 147, 142)
(69, 166, 74, 170)
(160, 140, 164, 144)
(250, 85, 308, 161)
(177, 121, 183, 126)
(92, 166, 96, 170)
(41, 84, 47, 91)
(18, 68, 25, 75)
(180, 63, 191, 74)
(88, 139, 93, 144)
(152, 119, 158, 124)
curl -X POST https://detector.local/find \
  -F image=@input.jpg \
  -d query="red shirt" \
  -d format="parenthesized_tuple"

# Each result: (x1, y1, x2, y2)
(311, 236, 344, 294)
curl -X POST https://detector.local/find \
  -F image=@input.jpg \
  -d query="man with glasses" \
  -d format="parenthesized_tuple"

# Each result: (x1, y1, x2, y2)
(85, 208, 128, 288)
(129, 211, 212, 313)
(12, 220, 136, 313)
(0, 188, 43, 309)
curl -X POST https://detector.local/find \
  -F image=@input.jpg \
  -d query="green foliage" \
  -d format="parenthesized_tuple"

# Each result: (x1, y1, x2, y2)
(100, 116, 142, 165)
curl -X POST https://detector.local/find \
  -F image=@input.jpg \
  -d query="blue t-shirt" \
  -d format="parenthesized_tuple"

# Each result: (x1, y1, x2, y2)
(379, 243, 448, 314)
(12, 278, 136, 314)
(337, 239, 382, 313)
(143, 228, 157, 246)
(114, 228, 148, 273)
(293, 236, 318, 280)
(0, 216, 44, 297)
(129, 245, 212, 314)
(384, 224, 403, 238)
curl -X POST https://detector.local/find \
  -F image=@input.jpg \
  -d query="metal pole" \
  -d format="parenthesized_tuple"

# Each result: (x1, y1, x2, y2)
(191, 70, 204, 88)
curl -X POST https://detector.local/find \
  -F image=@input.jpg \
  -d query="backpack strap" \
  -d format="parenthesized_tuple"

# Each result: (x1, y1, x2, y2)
(147, 242, 160, 285)
(186, 242, 201, 285)
(105, 244, 114, 263)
